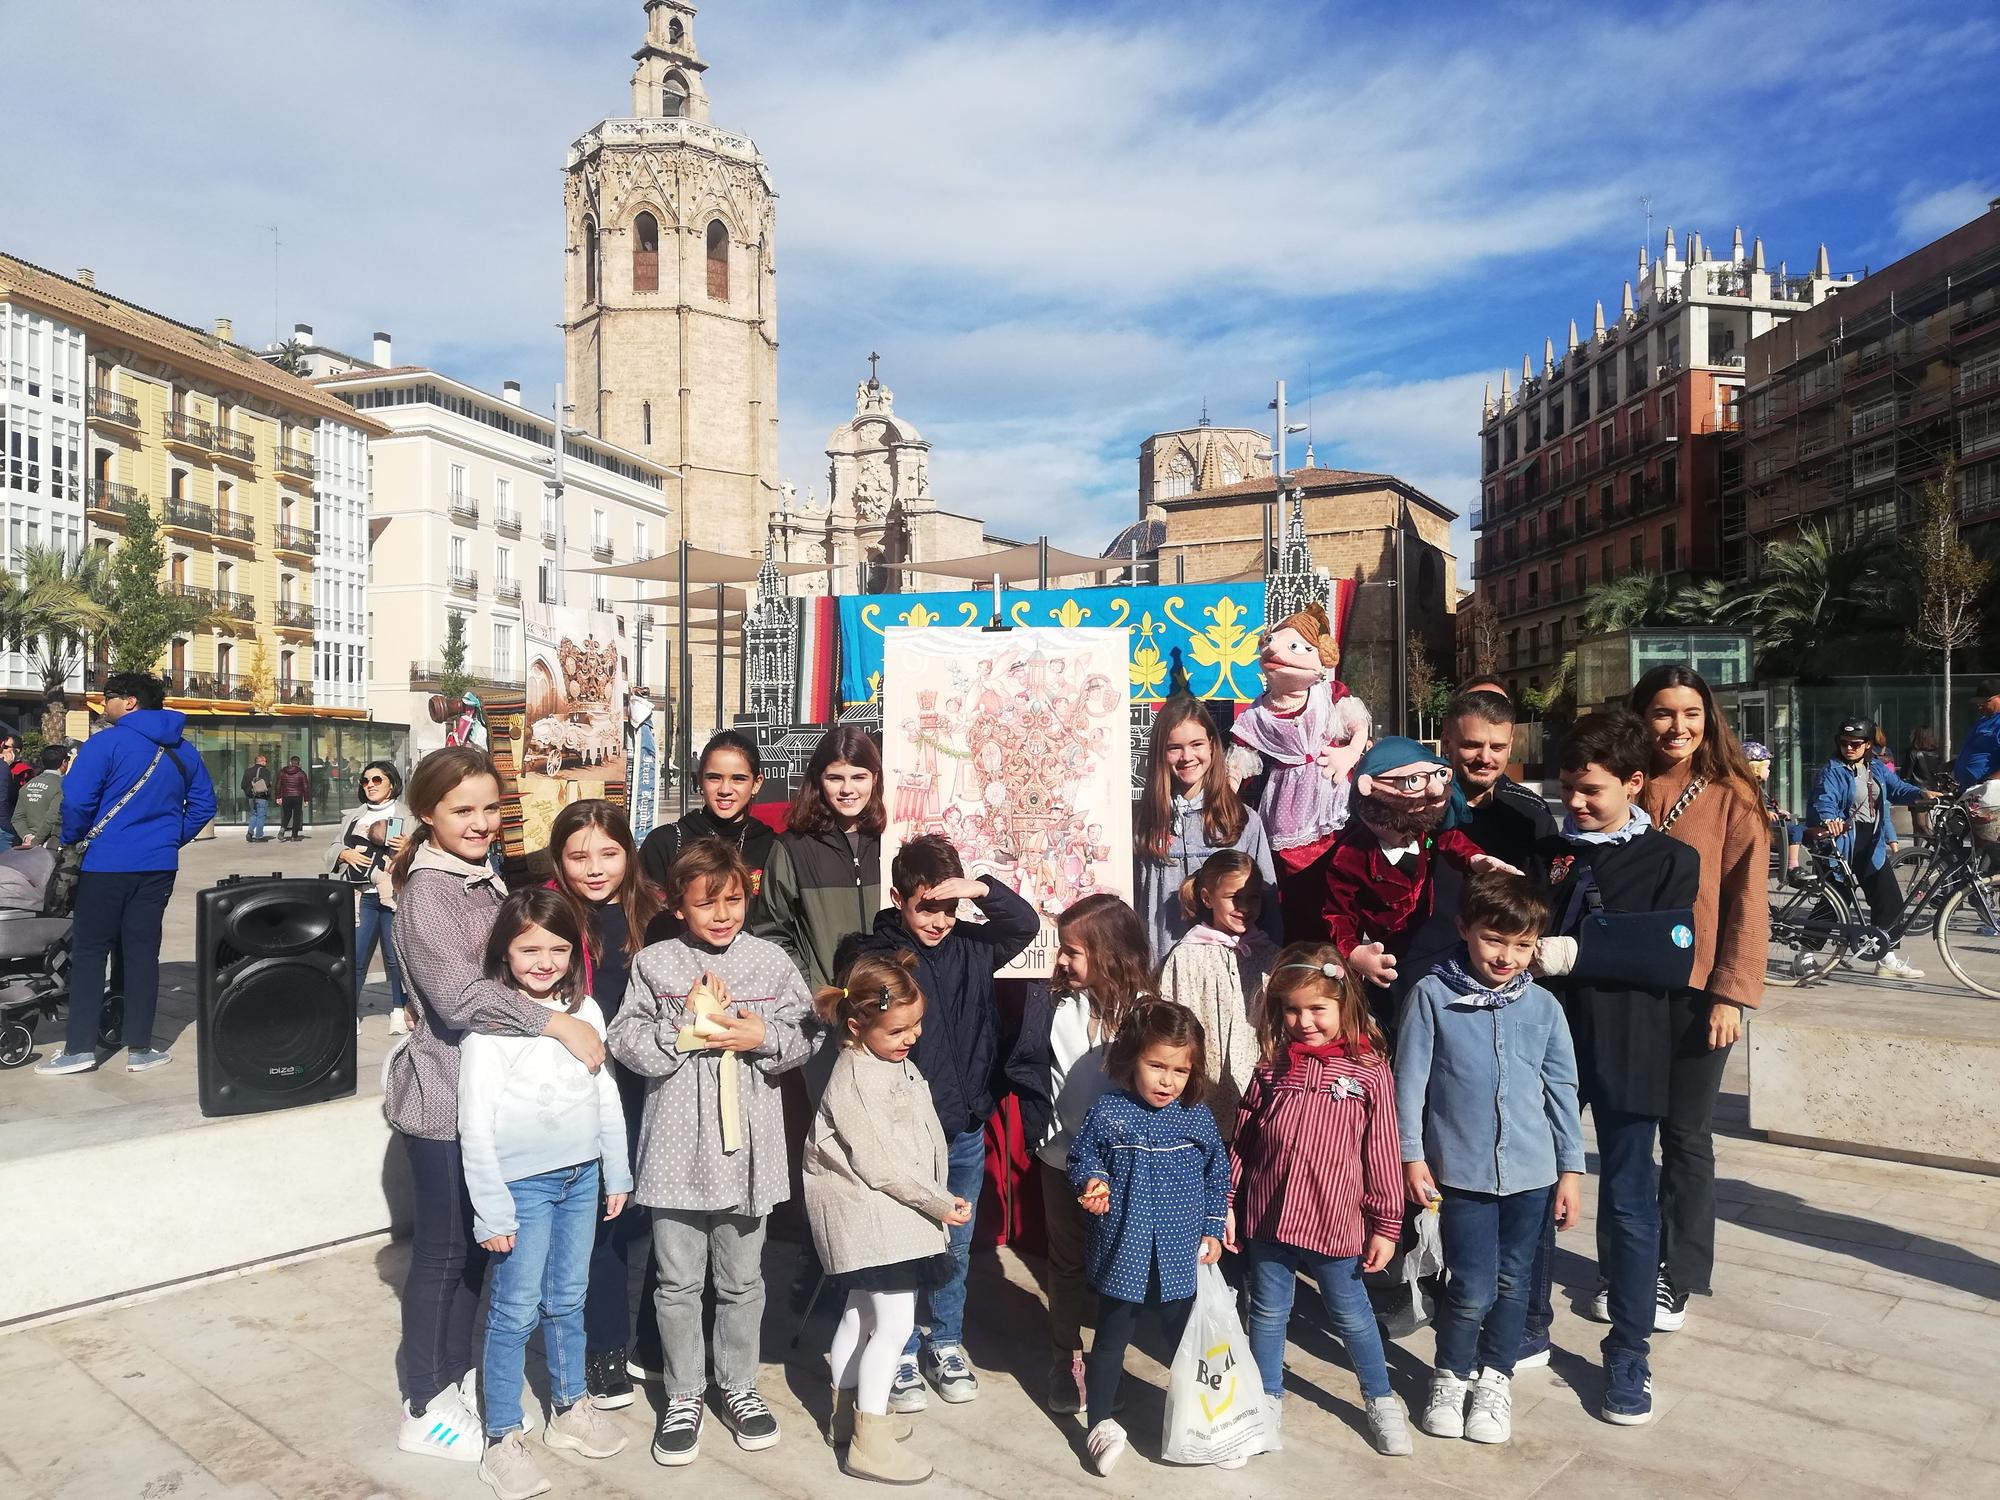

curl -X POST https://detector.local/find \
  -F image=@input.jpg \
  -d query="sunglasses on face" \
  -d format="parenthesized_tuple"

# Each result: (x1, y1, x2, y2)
(363, 773, 390, 786)
(1838, 739, 1868, 749)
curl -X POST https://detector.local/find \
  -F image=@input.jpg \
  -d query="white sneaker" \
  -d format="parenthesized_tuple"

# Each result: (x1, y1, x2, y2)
(1420, 1370, 1469, 1439)
(398, 1373, 481, 1463)
(1086, 1418, 1127, 1476)
(1365, 1393, 1414, 1456)
(478, 1429, 551, 1499)
(1875, 951, 1925, 981)
(1588, 1283, 1612, 1323)
(1464, 1369, 1513, 1444)
(887, 1354, 929, 1413)
(1261, 1392, 1284, 1452)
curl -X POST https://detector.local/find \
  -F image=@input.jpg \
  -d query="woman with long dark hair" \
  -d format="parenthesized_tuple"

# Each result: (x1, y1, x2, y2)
(755, 724, 886, 991)
(1132, 693, 1277, 960)
(546, 799, 663, 1406)
(325, 759, 412, 1026)
(1624, 664, 1768, 1332)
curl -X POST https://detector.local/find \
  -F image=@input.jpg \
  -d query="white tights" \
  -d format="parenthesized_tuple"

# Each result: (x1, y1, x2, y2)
(829, 1289, 917, 1416)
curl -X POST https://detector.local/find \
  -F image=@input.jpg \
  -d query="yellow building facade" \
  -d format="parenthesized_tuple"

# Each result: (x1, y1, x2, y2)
(0, 253, 385, 721)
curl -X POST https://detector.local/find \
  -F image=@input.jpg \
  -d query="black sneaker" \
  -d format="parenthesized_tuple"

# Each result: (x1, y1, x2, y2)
(1654, 1270, 1689, 1332)
(585, 1348, 635, 1409)
(719, 1386, 780, 1451)
(651, 1393, 704, 1466)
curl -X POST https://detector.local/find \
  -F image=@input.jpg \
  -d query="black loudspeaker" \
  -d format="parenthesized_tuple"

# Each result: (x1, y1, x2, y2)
(197, 875, 357, 1117)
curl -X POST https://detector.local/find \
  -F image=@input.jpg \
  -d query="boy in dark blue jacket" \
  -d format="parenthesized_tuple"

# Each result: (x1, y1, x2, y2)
(36, 672, 216, 1077)
(857, 833, 1036, 1411)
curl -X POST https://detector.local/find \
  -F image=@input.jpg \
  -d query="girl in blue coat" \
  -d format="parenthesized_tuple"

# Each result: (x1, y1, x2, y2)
(1067, 1000, 1229, 1477)
(1810, 716, 1932, 981)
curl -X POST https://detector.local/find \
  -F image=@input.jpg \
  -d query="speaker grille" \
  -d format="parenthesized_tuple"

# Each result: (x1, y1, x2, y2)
(209, 957, 352, 1094)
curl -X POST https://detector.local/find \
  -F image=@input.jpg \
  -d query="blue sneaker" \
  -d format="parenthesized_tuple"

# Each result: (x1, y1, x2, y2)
(1515, 1330, 1551, 1370)
(125, 1049, 172, 1074)
(34, 1050, 99, 1076)
(1601, 1354, 1654, 1425)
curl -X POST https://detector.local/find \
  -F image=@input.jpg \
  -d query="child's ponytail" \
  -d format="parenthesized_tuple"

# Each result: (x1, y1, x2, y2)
(816, 950, 924, 1040)
(1180, 848, 1259, 924)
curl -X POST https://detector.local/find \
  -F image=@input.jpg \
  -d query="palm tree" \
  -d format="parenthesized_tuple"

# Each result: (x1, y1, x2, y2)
(1734, 525, 1887, 677)
(0, 544, 115, 743)
(1581, 570, 1735, 636)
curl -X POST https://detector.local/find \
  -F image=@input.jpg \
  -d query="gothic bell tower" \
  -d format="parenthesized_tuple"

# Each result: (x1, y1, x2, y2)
(563, 1, 778, 561)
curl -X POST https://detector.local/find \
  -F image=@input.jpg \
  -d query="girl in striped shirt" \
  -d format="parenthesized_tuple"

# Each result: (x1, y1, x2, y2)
(1225, 944, 1412, 1457)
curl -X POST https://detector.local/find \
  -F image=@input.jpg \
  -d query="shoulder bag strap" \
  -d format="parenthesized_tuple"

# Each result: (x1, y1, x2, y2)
(1658, 775, 1708, 834)
(83, 745, 168, 842)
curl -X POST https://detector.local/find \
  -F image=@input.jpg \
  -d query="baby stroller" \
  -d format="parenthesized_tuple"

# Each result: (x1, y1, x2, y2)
(0, 847, 121, 1068)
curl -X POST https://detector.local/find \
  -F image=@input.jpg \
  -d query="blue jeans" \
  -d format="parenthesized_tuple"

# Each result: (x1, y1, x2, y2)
(1593, 1106, 1660, 1364)
(482, 1160, 599, 1438)
(1435, 1186, 1553, 1379)
(355, 891, 406, 1011)
(247, 795, 268, 838)
(905, 1126, 986, 1354)
(1244, 1239, 1391, 1400)
(66, 869, 174, 1054)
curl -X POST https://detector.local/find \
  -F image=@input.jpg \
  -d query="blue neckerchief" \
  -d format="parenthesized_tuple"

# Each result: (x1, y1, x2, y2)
(1561, 803, 1653, 845)
(1433, 946, 1531, 1008)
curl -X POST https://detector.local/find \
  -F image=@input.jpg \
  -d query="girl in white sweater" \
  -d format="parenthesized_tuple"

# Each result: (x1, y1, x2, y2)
(459, 889, 633, 1499)
(1155, 850, 1274, 1139)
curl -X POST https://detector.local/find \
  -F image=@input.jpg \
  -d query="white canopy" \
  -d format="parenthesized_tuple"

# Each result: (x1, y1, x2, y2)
(580, 545, 823, 585)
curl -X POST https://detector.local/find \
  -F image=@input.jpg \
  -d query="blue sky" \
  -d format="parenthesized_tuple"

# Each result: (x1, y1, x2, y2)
(4, 0, 1996, 566)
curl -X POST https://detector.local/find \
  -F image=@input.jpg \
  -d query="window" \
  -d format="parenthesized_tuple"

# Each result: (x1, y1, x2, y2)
(1661, 521, 1679, 571)
(592, 508, 608, 548)
(541, 487, 558, 540)
(1550, 560, 1563, 599)
(539, 561, 556, 604)
(449, 463, 466, 500)
(1629, 533, 1646, 571)
(217, 641, 233, 678)
(663, 70, 688, 117)
(582, 217, 599, 303)
(449, 535, 467, 575)
(217, 479, 232, 519)
(593, 577, 610, 612)
(633, 212, 660, 293)
(1960, 348, 2000, 398)
(1962, 398, 2000, 456)
(493, 622, 515, 678)
(635, 520, 649, 559)
(1851, 437, 1897, 485)
(642, 400, 652, 445)
(496, 545, 513, 582)
(1600, 544, 1614, 580)
(280, 650, 294, 686)
(495, 476, 511, 513)
(706, 220, 729, 300)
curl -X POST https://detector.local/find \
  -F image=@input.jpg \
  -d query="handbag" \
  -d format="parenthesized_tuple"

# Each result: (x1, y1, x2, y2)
(45, 742, 192, 917)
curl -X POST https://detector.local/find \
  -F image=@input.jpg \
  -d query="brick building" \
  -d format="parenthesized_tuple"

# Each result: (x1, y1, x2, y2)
(1151, 465, 1459, 717)
(1727, 200, 2000, 560)
(1472, 230, 1855, 698)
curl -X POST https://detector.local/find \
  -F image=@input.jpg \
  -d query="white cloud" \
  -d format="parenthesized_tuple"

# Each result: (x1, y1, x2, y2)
(1895, 181, 2000, 248)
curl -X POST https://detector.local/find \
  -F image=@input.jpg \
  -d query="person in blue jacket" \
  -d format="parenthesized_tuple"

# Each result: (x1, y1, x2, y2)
(1954, 678, 2000, 790)
(35, 672, 217, 1077)
(1811, 716, 1931, 983)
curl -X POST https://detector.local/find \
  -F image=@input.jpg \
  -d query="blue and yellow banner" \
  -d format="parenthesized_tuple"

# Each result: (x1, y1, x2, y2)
(838, 583, 1268, 708)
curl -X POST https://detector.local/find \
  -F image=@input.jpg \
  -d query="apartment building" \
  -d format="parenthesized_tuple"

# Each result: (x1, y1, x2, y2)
(1728, 200, 2000, 558)
(1472, 229, 1855, 699)
(316, 363, 673, 749)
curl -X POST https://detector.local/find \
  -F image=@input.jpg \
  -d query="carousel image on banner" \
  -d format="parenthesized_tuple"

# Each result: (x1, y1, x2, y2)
(879, 626, 1133, 978)
(508, 605, 629, 854)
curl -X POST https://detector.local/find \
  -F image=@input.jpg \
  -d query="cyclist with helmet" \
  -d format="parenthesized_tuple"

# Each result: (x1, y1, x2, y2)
(1810, 717, 1933, 981)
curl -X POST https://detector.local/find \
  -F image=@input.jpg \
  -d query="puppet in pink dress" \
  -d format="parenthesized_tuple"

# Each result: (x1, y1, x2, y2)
(1228, 602, 1372, 879)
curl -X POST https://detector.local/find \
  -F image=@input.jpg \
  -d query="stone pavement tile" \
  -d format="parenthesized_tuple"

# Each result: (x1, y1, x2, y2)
(1852, 1247, 2000, 1306)
(1713, 1216, 1834, 1266)
(0, 1351, 230, 1499)
(1660, 1390, 1932, 1496)
(1868, 1184, 2000, 1231)
(1839, 1297, 2000, 1379)
(1510, 1385, 1752, 1495)
(1715, 1165, 1887, 1213)
(1970, 1412, 2000, 1464)
(0, 1330, 66, 1379)
(1522, 1453, 1723, 1500)
(1922, 1454, 2000, 1493)
(1724, 1458, 1904, 1499)
(1734, 1200, 1915, 1253)
(1767, 1365, 1991, 1452)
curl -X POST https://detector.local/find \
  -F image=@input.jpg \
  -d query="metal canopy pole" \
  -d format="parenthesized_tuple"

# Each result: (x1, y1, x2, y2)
(713, 580, 724, 741)
(677, 539, 691, 816)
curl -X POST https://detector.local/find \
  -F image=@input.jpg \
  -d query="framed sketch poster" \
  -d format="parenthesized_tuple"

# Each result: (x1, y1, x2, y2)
(879, 626, 1134, 978)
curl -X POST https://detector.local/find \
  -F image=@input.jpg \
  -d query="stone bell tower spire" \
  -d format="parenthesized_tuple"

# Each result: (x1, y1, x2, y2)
(632, 1, 710, 121)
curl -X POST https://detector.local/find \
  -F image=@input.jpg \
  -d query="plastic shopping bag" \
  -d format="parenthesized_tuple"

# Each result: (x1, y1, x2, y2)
(1160, 1263, 1277, 1466)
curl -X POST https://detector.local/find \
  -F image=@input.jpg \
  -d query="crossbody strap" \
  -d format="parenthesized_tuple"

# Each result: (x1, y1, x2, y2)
(1658, 775, 1708, 834)
(86, 746, 166, 841)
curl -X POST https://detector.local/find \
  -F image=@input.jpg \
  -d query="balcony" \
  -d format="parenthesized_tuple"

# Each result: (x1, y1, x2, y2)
(449, 569, 479, 596)
(212, 427, 256, 466)
(212, 510, 256, 547)
(163, 500, 214, 537)
(212, 588, 256, 622)
(495, 576, 522, 604)
(276, 444, 314, 483)
(163, 412, 214, 451)
(273, 523, 318, 556)
(86, 478, 140, 522)
(540, 522, 558, 545)
(495, 506, 522, 536)
(164, 670, 253, 703)
(90, 387, 140, 430)
(409, 661, 528, 692)
(276, 680, 314, 707)
(449, 492, 479, 524)
(274, 600, 318, 631)
(591, 536, 614, 561)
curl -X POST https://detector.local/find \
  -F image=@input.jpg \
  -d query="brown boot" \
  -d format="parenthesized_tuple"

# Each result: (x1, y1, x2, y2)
(844, 1409, 931, 1485)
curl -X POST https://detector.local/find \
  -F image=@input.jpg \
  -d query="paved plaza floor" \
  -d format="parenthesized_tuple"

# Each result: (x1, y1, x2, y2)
(3, 835, 1999, 1497)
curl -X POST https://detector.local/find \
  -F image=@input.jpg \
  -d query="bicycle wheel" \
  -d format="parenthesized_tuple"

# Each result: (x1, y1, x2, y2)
(1934, 880, 2000, 999)
(1769, 880, 1854, 986)
(1888, 846, 1923, 896)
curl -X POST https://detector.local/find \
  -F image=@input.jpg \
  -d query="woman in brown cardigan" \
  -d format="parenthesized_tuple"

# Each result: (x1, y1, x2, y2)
(1628, 664, 1769, 1331)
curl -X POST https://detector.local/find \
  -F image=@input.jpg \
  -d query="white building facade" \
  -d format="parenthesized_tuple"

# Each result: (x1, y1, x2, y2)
(317, 367, 673, 750)
(0, 300, 88, 699)
(312, 416, 370, 712)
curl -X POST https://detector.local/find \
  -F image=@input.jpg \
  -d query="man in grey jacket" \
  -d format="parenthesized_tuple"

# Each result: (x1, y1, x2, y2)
(14, 744, 69, 847)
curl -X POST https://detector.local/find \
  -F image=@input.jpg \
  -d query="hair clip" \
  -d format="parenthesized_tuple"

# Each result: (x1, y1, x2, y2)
(1277, 960, 1345, 981)
(876, 986, 892, 1011)
(839, 986, 849, 999)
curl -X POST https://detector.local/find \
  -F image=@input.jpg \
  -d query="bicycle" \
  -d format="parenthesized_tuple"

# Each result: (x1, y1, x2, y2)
(1768, 793, 2000, 997)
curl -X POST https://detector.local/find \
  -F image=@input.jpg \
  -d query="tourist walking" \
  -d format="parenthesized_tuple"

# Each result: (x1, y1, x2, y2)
(1627, 664, 1769, 1331)
(242, 753, 274, 842)
(276, 755, 310, 840)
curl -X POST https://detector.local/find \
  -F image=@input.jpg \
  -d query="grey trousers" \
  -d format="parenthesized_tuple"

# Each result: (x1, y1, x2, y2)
(650, 1207, 768, 1399)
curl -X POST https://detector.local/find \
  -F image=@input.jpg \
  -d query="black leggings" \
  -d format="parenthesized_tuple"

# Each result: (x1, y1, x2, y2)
(399, 1134, 489, 1411)
(1086, 1269, 1193, 1430)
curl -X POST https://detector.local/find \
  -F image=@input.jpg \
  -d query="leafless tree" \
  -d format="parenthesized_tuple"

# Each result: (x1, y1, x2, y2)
(1907, 461, 1989, 761)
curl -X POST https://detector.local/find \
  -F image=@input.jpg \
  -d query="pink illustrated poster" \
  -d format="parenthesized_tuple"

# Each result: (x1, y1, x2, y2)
(879, 626, 1134, 977)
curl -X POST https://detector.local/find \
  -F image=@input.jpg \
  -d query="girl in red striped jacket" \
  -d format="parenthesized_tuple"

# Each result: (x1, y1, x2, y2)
(1225, 943, 1413, 1458)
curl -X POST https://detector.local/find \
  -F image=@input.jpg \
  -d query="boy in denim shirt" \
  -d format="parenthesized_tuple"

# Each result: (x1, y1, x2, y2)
(1398, 872, 1584, 1447)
